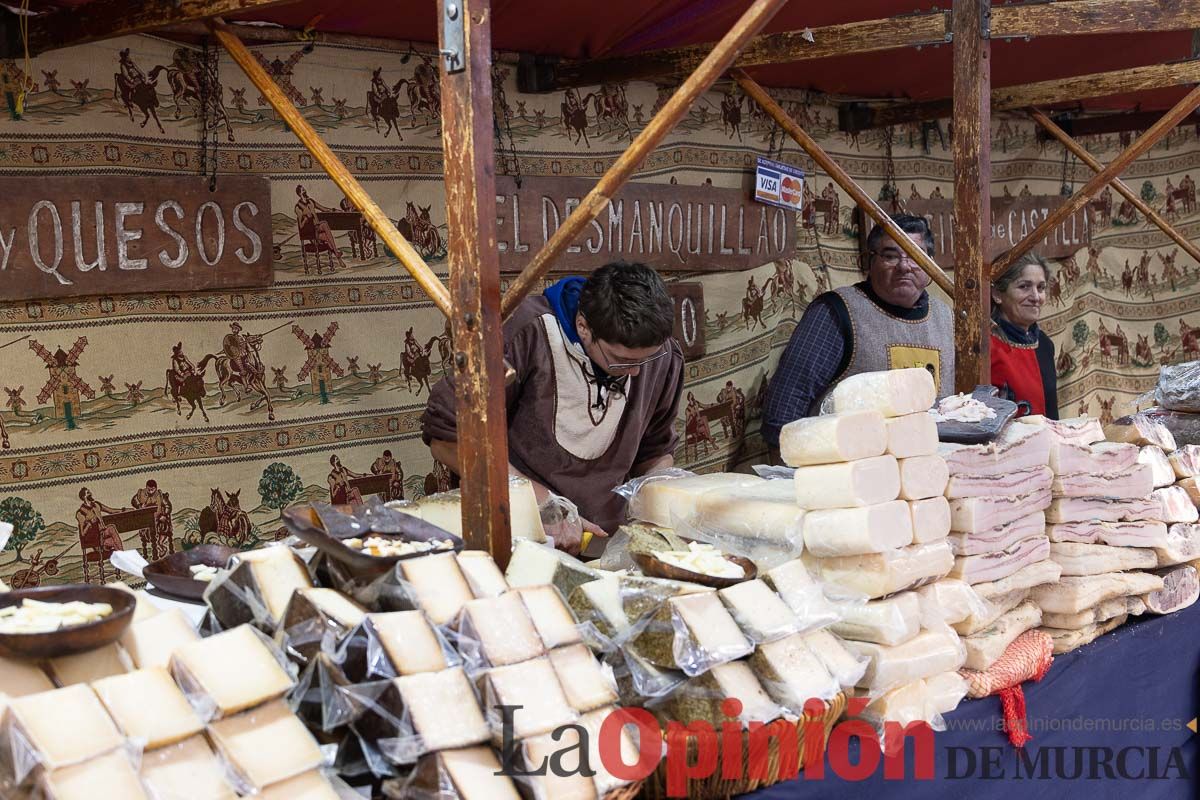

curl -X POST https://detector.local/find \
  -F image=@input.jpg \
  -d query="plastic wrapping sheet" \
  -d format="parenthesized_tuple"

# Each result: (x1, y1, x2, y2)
(204, 699, 329, 795)
(623, 586, 753, 677)
(717, 579, 803, 644)
(477, 657, 580, 743)
(802, 540, 955, 600)
(336, 613, 458, 684)
(647, 660, 784, 727)
(916, 579, 987, 628)
(1143, 360, 1200, 413)
(201, 560, 276, 634)
(537, 491, 583, 553)
(802, 628, 870, 689)
(749, 632, 842, 715)
(753, 464, 797, 480)
(760, 558, 846, 633)
(1143, 406, 1200, 448)
(170, 624, 297, 723)
(668, 506, 803, 571)
(450, 592, 546, 678)
(830, 592, 921, 647)
(291, 651, 357, 734)
(842, 625, 968, 698)
(398, 746, 522, 800)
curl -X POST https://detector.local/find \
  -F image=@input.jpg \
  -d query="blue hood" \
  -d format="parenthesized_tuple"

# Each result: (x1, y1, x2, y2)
(543, 276, 586, 346)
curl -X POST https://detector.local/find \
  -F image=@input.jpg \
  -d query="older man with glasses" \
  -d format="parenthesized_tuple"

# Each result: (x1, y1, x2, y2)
(422, 261, 684, 555)
(762, 213, 954, 464)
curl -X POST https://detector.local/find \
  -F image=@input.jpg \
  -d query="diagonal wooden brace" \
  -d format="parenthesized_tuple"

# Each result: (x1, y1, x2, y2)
(499, 0, 791, 319)
(992, 82, 1200, 280)
(735, 70, 954, 296)
(209, 18, 454, 318)
(1030, 108, 1200, 266)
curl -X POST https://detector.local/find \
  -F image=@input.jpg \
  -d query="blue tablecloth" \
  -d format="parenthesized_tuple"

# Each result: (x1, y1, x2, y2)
(746, 600, 1200, 799)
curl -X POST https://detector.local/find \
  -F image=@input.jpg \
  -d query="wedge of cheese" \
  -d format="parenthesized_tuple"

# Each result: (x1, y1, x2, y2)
(803, 500, 913, 557)
(579, 707, 641, 794)
(717, 579, 799, 643)
(803, 540, 954, 599)
(416, 477, 547, 543)
(633, 473, 762, 527)
(1138, 446, 1176, 488)
(480, 657, 577, 740)
(0, 654, 54, 698)
(109, 582, 161, 624)
(916, 579, 984, 626)
(749, 632, 840, 709)
(657, 661, 781, 726)
(953, 588, 1030, 636)
(410, 747, 522, 800)
(547, 644, 618, 713)
(368, 611, 449, 675)
(823, 368, 936, 417)
(629, 590, 753, 675)
(886, 412, 939, 458)
(779, 410, 887, 466)
(397, 551, 475, 625)
(762, 559, 838, 628)
(910, 497, 951, 543)
(233, 545, 313, 623)
(1049, 541, 1159, 576)
(45, 643, 128, 687)
(520, 728, 600, 800)
(291, 587, 367, 628)
(1169, 445, 1200, 479)
(693, 479, 805, 542)
(1031, 572, 1164, 615)
(258, 770, 342, 800)
(842, 629, 965, 691)
(803, 628, 868, 688)
(139, 735, 236, 800)
(8, 684, 123, 769)
(93, 667, 202, 750)
(961, 601, 1042, 671)
(121, 609, 199, 670)
(1104, 415, 1176, 451)
(793, 455, 901, 510)
(516, 585, 582, 649)
(505, 540, 598, 600)
(41, 749, 147, 800)
(457, 551, 509, 598)
(394, 667, 490, 751)
(207, 699, 322, 792)
(898, 455, 949, 501)
(170, 624, 292, 718)
(567, 575, 627, 639)
(831, 592, 921, 646)
(458, 592, 545, 667)
(1043, 614, 1128, 654)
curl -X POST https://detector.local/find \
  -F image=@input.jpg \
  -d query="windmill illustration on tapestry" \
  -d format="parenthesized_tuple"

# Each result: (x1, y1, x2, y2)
(30, 337, 94, 430)
(293, 323, 343, 404)
(250, 48, 309, 107)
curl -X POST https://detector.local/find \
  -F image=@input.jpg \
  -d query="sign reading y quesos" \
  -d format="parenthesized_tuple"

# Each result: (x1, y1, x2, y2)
(0, 176, 273, 301)
(495, 176, 795, 273)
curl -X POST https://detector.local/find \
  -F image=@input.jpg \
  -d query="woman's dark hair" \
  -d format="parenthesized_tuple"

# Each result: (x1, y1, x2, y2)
(579, 262, 674, 348)
(863, 213, 934, 272)
(993, 252, 1049, 294)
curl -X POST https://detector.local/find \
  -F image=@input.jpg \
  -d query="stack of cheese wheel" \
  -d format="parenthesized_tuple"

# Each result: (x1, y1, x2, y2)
(1030, 414, 1198, 653)
(782, 368, 967, 727)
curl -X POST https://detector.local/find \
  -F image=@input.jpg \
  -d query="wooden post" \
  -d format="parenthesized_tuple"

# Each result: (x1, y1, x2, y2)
(438, 0, 512, 564)
(951, 0, 991, 393)
(992, 82, 1200, 279)
(499, 0, 789, 318)
(735, 71, 954, 296)
(209, 18, 454, 318)
(1031, 108, 1200, 266)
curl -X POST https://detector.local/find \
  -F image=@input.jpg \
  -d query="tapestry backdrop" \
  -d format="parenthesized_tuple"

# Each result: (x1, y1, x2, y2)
(0, 35, 1197, 587)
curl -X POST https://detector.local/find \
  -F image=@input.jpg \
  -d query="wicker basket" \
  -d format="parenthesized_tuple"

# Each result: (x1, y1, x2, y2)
(641, 694, 847, 800)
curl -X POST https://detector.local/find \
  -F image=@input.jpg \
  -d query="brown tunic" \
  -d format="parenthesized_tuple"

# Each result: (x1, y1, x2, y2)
(422, 295, 684, 532)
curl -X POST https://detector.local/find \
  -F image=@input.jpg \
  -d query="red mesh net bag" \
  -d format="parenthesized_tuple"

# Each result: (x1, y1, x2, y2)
(959, 629, 1053, 747)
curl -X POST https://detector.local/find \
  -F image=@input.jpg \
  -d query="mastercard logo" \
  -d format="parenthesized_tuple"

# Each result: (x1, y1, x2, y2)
(782, 176, 802, 192)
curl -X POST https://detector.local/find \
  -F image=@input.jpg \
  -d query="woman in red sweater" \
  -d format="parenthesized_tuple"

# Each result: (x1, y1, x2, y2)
(990, 253, 1059, 419)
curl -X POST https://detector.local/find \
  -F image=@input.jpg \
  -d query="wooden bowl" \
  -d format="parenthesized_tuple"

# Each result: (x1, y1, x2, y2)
(0, 585, 136, 659)
(632, 551, 757, 589)
(143, 544, 239, 601)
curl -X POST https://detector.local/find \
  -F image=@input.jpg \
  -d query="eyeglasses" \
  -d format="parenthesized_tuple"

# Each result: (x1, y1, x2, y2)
(594, 339, 669, 371)
(871, 248, 920, 268)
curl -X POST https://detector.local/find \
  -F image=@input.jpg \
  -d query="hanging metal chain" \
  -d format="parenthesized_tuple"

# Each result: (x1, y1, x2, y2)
(882, 125, 900, 212)
(493, 67, 521, 188)
(198, 40, 220, 191)
(1060, 142, 1072, 197)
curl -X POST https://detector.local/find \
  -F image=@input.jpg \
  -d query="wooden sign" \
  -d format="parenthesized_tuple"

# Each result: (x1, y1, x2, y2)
(0, 176, 273, 301)
(668, 283, 705, 360)
(905, 195, 1090, 269)
(495, 176, 795, 273)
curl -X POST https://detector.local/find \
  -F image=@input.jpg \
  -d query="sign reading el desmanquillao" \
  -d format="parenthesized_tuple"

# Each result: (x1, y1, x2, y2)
(0, 176, 273, 301)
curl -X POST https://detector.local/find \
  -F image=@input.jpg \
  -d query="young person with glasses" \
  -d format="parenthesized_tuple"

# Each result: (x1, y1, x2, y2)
(762, 213, 954, 464)
(422, 261, 684, 555)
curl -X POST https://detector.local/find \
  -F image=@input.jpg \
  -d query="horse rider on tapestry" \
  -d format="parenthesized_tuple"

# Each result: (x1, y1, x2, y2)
(118, 48, 148, 89)
(369, 67, 392, 105)
(170, 342, 196, 383)
(223, 322, 261, 381)
(404, 328, 424, 363)
(746, 275, 763, 305)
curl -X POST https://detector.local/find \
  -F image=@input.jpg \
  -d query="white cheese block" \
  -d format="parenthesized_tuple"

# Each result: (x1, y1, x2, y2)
(831, 592, 922, 646)
(843, 629, 965, 691)
(793, 455, 901, 510)
(258, 770, 342, 800)
(566, 575, 627, 638)
(170, 624, 292, 718)
(140, 735, 236, 800)
(480, 657, 577, 739)
(458, 592, 545, 667)
(0, 654, 54, 697)
(779, 410, 887, 466)
(718, 579, 800, 643)
(505, 540, 598, 600)
(41, 749, 148, 800)
(421, 747, 522, 799)
(803, 500, 913, 557)
(109, 582, 160, 624)
(693, 479, 805, 542)
(1049, 541, 1159, 576)
(749, 632, 841, 709)
(898, 455, 950, 501)
(580, 706, 641, 794)
(368, 611, 448, 675)
(234, 545, 313, 623)
(120, 609, 199, 670)
(886, 412, 939, 458)
(925, 671, 969, 717)
(953, 588, 1030, 636)
(862, 680, 929, 728)
(418, 477, 547, 543)
(400, 551, 475, 625)
(803, 628, 868, 688)
(633, 473, 762, 527)
(670, 591, 754, 672)
(46, 643, 128, 687)
(1138, 446, 1177, 488)
(704, 661, 782, 724)
(9, 684, 123, 768)
(1154, 522, 1200, 566)
(457, 551, 509, 598)
(1169, 445, 1200, 479)
(547, 644, 618, 713)
(761, 558, 838, 629)
(961, 601, 1042, 671)
(92, 667, 202, 750)
(970, 559, 1062, 602)
(824, 368, 936, 417)
(803, 540, 955, 599)
(521, 728, 599, 800)
(294, 587, 366, 628)
(916, 579, 983, 626)
(516, 585, 582, 649)
(394, 667, 490, 750)
(207, 699, 322, 791)
(910, 497, 951, 543)
(1031, 572, 1165, 615)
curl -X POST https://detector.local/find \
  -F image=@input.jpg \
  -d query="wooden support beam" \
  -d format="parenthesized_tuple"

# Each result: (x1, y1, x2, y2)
(952, 0, 992, 394)
(1046, 110, 1200, 138)
(991, 0, 1200, 39)
(843, 58, 1200, 132)
(500, 0, 789, 318)
(1031, 108, 1200, 266)
(21, 0, 301, 56)
(209, 18, 453, 318)
(734, 71, 955, 297)
(991, 82, 1200, 280)
(519, 11, 950, 92)
(439, 0, 512, 564)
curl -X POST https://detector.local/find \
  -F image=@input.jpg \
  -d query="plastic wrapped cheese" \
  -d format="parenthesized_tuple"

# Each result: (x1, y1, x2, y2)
(822, 368, 936, 418)
(367, 611, 451, 676)
(519, 727, 600, 800)
(479, 657, 577, 741)
(7, 684, 123, 770)
(961, 601, 1042, 671)
(46, 643, 129, 687)
(749, 632, 841, 711)
(842, 629, 966, 692)
(627, 590, 753, 676)
(802, 628, 869, 689)
(803, 540, 954, 599)
(515, 586, 582, 649)
(170, 624, 292, 719)
(139, 735, 237, 800)
(861, 680, 929, 728)
(916, 579, 986, 626)
(455, 552, 510, 599)
(1043, 614, 1128, 654)
(397, 552, 475, 626)
(121, 609, 199, 670)
(692, 479, 805, 544)
(206, 699, 323, 793)
(631, 473, 761, 527)
(257, 771, 344, 800)
(92, 667, 203, 750)
(505, 540, 598, 600)
(886, 413, 939, 458)
(1049, 542, 1158, 576)
(953, 588, 1030, 636)
(41, 749, 148, 800)
(761, 558, 840, 631)
(924, 671, 968, 717)
(655, 661, 782, 727)
(803, 500, 913, 557)
(0, 654, 54, 698)
(779, 410, 887, 466)
(717, 579, 801, 644)
(456, 592, 545, 669)
(404, 747, 522, 800)
(898, 455, 949, 501)
(393, 667, 491, 753)
(910, 497, 951, 544)
(793, 455, 900, 510)
(831, 592, 921, 646)
(231, 545, 313, 624)
(547, 644, 618, 713)
(416, 477, 547, 543)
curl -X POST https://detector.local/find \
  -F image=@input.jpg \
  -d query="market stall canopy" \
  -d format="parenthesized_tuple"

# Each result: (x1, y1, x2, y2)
(10, 0, 1199, 110)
